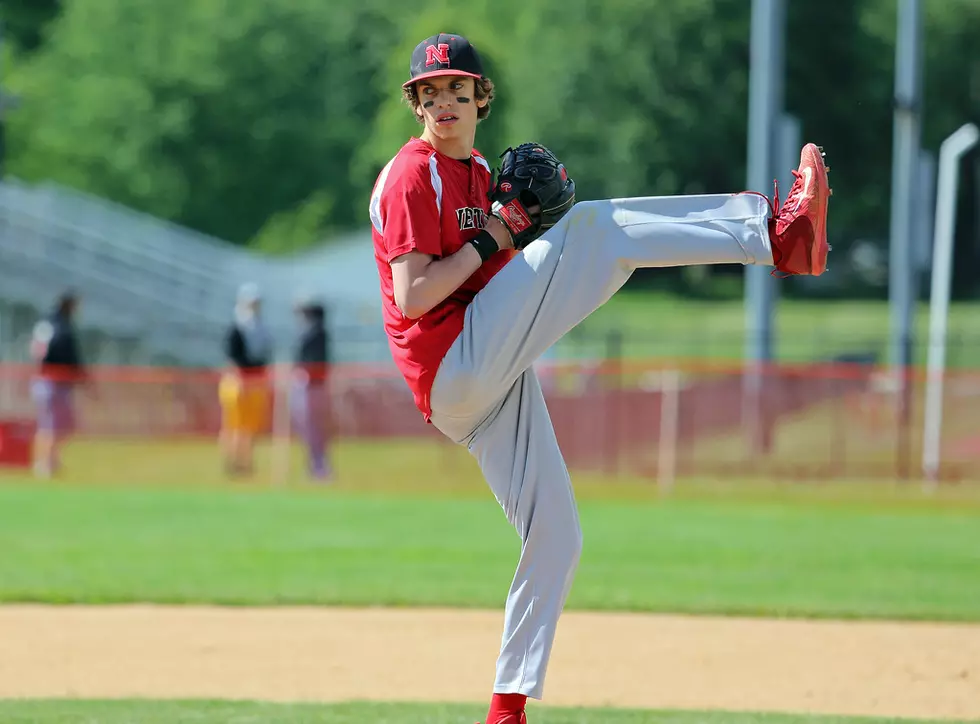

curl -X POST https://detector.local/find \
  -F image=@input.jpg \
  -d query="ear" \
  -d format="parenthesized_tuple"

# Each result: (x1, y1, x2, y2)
(473, 79, 489, 109)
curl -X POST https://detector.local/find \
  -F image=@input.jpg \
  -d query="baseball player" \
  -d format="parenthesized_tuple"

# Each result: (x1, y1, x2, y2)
(219, 283, 273, 477)
(289, 296, 334, 481)
(370, 33, 831, 724)
(29, 290, 87, 478)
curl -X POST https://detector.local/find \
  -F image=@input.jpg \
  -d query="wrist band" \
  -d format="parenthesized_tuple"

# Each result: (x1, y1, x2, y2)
(468, 229, 499, 263)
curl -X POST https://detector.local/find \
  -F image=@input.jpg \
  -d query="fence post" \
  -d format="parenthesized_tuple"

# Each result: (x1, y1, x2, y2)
(658, 368, 680, 494)
(603, 329, 623, 477)
(832, 373, 847, 477)
(896, 357, 914, 482)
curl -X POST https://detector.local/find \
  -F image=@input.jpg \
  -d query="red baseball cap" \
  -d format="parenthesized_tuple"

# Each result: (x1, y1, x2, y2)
(403, 33, 485, 89)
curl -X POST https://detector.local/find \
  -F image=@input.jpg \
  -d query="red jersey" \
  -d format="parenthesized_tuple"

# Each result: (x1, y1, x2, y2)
(370, 137, 514, 421)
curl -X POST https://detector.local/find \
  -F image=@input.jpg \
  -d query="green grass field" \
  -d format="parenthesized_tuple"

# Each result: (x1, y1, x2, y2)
(0, 700, 970, 724)
(19, 435, 980, 503)
(1, 472, 979, 620)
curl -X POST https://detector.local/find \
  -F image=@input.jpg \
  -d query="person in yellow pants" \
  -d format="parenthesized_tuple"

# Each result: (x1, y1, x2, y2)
(219, 283, 273, 476)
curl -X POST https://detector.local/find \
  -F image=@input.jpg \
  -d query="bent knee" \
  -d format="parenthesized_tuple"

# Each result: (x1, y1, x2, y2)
(534, 199, 599, 248)
(563, 199, 603, 229)
(541, 505, 583, 570)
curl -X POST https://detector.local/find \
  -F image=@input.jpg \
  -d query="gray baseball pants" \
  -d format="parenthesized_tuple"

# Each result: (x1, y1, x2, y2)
(428, 193, 773, 699)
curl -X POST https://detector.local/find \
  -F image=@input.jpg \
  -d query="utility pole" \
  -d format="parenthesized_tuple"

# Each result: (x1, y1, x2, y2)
(887, 0, 923, 480)
(743, 0, 787, 452)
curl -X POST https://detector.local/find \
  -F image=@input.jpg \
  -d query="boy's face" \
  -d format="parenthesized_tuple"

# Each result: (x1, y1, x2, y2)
(415, 76, 486, 143)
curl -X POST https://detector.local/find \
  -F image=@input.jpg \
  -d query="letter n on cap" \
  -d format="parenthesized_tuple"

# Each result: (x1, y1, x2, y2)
(425, 43, 450, 66)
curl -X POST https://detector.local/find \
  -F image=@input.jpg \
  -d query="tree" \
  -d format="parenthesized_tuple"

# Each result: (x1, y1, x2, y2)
(6, 0, 404, 244)
(1, 0, 62, 53)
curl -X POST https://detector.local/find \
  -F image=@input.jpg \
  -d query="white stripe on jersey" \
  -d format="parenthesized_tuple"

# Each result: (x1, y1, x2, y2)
(473, 154, 491, 174)
(369, 157, 397, 235)
(428, 153, 443, 216)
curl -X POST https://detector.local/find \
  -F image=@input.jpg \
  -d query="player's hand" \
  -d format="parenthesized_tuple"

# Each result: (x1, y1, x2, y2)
(486, 215, 515, 251)
(487, 205, 541, 252)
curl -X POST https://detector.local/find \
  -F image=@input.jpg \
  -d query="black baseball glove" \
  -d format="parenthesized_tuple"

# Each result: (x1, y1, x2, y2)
(488, 143, 576, 250)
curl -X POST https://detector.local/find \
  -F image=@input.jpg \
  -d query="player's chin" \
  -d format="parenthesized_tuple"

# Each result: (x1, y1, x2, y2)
(428, 123, 455, 139)
(428, 118, 468, 138)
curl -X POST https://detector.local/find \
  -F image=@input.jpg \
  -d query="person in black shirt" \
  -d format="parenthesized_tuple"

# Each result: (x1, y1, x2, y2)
(218, 283, 273, 476)
(290, 296, 333, 481)
(29, 291, 86, 478)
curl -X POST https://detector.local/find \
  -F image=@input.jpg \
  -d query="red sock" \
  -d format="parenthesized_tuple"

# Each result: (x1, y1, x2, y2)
(486, 693, 527, 723)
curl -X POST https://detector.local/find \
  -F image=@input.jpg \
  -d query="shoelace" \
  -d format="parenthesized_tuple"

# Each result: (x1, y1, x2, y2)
(780, 169, 807, 218)
(741, 170, 809, 222)
(739, 179, 781, 218)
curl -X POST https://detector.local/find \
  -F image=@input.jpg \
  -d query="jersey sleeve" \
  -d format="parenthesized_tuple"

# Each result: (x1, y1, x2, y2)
(379, 169, 443, 262)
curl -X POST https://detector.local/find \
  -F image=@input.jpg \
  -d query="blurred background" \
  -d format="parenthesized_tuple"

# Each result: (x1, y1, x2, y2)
(0, 0, 978, 488)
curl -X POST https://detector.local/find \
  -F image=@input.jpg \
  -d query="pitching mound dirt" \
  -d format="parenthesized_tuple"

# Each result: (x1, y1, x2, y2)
(1, 605, 978, 720)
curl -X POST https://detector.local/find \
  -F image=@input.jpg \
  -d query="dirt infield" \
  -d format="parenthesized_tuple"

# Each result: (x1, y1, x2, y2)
(1, 605, 978, 720)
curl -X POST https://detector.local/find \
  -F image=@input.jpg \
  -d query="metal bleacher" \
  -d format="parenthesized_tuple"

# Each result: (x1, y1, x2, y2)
(0, 178, 389, 368)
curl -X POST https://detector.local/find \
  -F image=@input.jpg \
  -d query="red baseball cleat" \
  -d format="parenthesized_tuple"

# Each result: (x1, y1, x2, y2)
(743, 142, 833, 277)
(483, 693, 527, 724)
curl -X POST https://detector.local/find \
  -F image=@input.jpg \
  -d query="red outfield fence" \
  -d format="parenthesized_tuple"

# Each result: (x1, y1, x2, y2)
(1, 360, 978, 483)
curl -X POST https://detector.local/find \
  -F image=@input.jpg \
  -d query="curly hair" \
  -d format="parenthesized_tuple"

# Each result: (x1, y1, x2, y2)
(402, 76, 496, 125)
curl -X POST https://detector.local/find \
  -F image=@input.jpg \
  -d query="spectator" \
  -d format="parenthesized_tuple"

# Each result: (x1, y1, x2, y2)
(29, 290, 86, 478)
(290, 295, 334, 481)
(218, 283, 273, 476)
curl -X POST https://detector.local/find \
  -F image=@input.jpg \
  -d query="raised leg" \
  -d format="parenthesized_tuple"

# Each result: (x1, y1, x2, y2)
(431, 192, 772, 418)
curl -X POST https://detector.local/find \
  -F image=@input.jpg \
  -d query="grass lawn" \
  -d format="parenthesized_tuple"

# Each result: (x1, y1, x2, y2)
(560, 293, 980, 367)
(20, 436, 980, 503)
(1, 467, 978, 620)
(0, 701, 971, 724)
